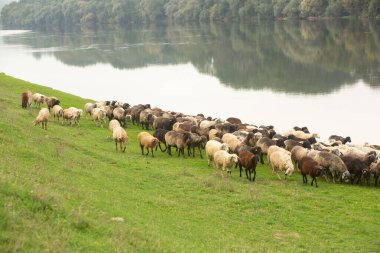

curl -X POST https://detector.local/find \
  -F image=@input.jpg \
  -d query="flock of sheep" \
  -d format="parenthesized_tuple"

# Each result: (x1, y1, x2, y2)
(22, 91, 380, 188)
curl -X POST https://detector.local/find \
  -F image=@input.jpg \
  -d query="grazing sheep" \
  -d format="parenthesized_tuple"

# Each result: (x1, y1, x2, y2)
(137, 131, 160, 157)
(267, 146, 290, 166)
(215, 122, 237, 134)
(91, 108, 107, 128)
(62, 108, 76, 125)
(328, 135, 351, 144)
(52, 105, 64, 123)
(308, 150, 350, 183)
(269, 151, 294, 180)
(33, 108, 50, 130)
(187, 133, 207, 158)
(45, 96, 60, 112)
(164, 131, 191, 157)
(209, 129, 223, 141)
(200, 120, 217, 129)
(153, 128, 169, 152)
(238, 151, 259, 181)
(109, 119, 121, 133)
(213, 150, 239, 177)
(298, 156, 324, 187)
(205, 140, 230, 166)
(84, 103, 96, 116)
(284, 139, 311, 151)
(68, 107, 83, 125)
(113, 126, 128, 152)
(342, 155, 372, 185)
(32, 93, 45, 108)
(21, 91, 32, 109)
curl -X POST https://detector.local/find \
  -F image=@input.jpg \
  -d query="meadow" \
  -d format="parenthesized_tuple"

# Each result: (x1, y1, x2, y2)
(0, 73, 379, 252)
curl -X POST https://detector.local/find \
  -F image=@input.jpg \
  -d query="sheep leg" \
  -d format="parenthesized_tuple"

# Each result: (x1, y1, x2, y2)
(167, 145, 172, 156)
(145, 148, 150, 156)
(252, 169, 256, 182)
(115, 140, 118, 152)
(150, 148, 154, 157)
(375, 175, 379, 187)
(119, 142, 123, 152)
(140, 145, 144, 155)
(260, 153, 264, 165)
(122, 144, 126, 153)
(246, 168, 250, 180)
(198, 146, 203, 159)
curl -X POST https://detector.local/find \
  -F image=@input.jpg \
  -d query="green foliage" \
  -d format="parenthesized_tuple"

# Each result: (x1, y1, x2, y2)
(3, 0, 380, 29)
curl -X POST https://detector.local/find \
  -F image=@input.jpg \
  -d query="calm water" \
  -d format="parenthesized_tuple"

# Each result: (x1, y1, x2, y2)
(1, 20, 380, 144)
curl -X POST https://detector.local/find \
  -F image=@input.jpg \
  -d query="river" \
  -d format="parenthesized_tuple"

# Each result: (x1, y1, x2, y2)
(1, 20, 380, 144)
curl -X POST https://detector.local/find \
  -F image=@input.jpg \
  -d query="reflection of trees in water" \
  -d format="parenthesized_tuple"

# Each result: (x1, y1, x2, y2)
(5, 20, 380, 94)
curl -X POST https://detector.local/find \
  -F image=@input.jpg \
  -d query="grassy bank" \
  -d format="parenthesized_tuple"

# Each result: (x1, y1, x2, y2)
(0, 72, 379, 252)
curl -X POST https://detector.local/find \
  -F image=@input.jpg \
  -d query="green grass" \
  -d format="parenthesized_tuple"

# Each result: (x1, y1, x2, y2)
(0, 72, 379, 252)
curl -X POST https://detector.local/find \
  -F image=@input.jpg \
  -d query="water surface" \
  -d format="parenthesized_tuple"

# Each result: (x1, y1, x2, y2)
(1, 20, 380, 144)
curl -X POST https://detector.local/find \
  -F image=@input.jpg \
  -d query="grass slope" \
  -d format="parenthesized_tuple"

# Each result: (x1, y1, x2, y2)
(0, 72, 379, 252)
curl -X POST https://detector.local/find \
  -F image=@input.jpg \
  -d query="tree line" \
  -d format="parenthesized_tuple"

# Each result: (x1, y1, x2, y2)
(2, 0, 380, 28)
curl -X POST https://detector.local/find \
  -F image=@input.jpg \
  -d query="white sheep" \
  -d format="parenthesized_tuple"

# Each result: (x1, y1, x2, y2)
(109, 119, 121, 133)
(52, 105, 64, 123)
(32, 93, 45, 108)
(267, 146, 290, 165)
(92, 108, 106, 128)
(33, 108, 50, 130)
(113, 126, 128, 152)
(200, 120, 216, 129)
(290, 146, 309, 169)
(292, 130, 319, 140)
(205, 140, 229, 166)
(269, 151, 294, 180)
(221, 133, 242, 153)
(84, 103, 96, 116)
(213, 150, 239, 177)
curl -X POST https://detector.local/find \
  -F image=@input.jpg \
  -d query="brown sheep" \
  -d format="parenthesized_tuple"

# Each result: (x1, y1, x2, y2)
(298, 156, 324, 188)
(238, 151, 259, 181)
(21, 91, 32, 109)
(45, 96, 60, 112)
(137, 131, 160, 157)
(165, 131, 191, 157)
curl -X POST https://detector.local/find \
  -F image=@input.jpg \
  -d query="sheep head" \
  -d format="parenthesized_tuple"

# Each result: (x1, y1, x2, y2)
(341, 171, 351, 182)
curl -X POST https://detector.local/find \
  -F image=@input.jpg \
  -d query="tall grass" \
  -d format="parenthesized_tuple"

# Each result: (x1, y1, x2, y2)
(0, 73, 379, 252)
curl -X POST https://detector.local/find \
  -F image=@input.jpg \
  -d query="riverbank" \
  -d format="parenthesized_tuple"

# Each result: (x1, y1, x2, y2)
(0, 73, 379, 252)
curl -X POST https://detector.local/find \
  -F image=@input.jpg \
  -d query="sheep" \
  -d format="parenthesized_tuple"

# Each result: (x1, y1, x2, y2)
(164, 131, 191, 157)
(113, 107, 128, 127)
(68, 107, 83, 125)
(140, 109, 154, 130)
(91, 108, 107, 128)
(33, 108, 50, 130)
(268, 151, 294, 180)
(256, 137, 285, 164)
(137, 131, 160, 157)
(222, 133, 243, 155)
(291, 146, 309, 168)
(307, 150, 350, 183)
(267, 146, 290, 166)
(45, 96, 60, 112)
(213, 150, 239, 177)
(328, 135, 351, 144)
(342, 155, 373, 185)
(200, 120, 217, 129)
(205, 140, 229, 166)
(187, 133, 207, 158)
(52, 105, 64, 123)
(62, 108, 77, 125)
(109, 119, 121, 133)
(298, 156, 324, 187)
(32, 93, 45, 108)
(84, 103, 96, 116)
(215, 122, 237, 134)
(209, 129, 223, 141)
(153, 128, 169, 152)
(284, 139, 311, 151)
(112, 126, 128, 152)
(370, 161, 380, 186)
(238, 151, 259, 181)
(226, 117, 242, 125)
(153, 116, 176, 131)
(292, 130, 319, 140)
(21, 91, 32, 109)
